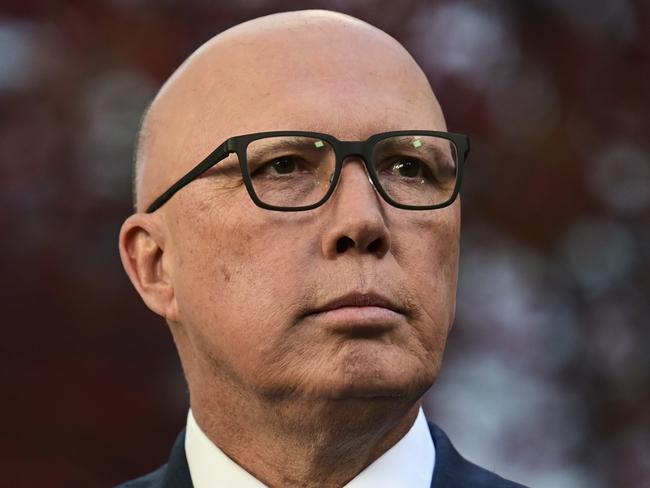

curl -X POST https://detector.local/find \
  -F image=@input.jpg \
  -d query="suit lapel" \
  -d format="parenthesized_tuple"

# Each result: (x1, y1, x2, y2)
(160, 429, 193, 488)
(428, 422, 526, 487)
(429, 422, 460, 487)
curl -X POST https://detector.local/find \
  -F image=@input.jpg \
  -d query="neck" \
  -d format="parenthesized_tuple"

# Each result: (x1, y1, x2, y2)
(190, 387, 421, 487)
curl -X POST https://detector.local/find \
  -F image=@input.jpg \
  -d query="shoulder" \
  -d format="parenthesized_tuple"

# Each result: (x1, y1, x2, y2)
(428, 422, 529, 488)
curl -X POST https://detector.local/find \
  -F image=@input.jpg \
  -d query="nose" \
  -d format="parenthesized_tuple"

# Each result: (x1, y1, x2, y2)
(320, 159, 391, 259)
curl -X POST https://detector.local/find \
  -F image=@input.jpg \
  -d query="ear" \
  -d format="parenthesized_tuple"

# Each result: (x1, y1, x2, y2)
(119, 213, 179, 322)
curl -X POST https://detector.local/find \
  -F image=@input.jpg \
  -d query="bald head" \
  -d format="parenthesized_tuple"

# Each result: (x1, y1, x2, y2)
(133, 9, 443, 212)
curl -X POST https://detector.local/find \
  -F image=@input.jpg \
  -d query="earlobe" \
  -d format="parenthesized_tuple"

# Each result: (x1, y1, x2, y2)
(118, 214, 179, 321)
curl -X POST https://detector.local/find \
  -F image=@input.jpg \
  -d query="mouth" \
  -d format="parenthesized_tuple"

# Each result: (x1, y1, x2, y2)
(312, 292, 405, 314)
(304, 291, 406, 334)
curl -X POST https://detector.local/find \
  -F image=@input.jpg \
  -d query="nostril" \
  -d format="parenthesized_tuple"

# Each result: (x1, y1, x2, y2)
(367, 238, 383, 255)
(336, 236, 354, 253)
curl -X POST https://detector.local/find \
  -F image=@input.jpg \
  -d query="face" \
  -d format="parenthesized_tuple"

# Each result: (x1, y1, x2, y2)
(148, 24, 460, 407)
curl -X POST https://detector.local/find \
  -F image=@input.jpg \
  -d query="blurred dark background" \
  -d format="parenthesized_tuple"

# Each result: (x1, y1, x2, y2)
(1, 1, 648, 486)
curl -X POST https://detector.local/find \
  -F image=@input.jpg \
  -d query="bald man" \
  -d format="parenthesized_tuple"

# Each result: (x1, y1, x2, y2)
(117, 10, 526, 488)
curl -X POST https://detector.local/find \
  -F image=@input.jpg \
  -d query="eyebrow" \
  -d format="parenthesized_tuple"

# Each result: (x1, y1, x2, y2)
(248, 137, 327, 155)
(377, 137, 453, 160)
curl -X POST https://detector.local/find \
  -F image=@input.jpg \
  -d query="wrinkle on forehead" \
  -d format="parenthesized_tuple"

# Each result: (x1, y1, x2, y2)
(134, 10, 443, 212)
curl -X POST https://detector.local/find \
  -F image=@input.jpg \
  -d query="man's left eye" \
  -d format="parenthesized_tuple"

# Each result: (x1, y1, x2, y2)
(389, 159, 423, 178)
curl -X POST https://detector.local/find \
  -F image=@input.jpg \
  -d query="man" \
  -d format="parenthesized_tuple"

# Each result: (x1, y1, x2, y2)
(117, 9, 526, 488)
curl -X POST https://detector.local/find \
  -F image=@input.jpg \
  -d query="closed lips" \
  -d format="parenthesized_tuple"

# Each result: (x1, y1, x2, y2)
(309, 292, 405, 315)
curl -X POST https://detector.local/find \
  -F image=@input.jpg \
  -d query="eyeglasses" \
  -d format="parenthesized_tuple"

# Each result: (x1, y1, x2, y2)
(146, 130, 470, 213)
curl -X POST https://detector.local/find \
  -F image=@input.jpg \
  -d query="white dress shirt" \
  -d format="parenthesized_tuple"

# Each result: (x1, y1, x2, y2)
(185, 407, 435, 487)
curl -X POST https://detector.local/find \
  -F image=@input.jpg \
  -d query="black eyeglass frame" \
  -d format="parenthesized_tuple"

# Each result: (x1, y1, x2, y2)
(145, 130, 470, 213)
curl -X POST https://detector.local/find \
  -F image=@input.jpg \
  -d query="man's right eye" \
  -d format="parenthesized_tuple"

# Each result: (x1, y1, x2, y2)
(250, 153, 319, 178)
(268, 157, 297, 174)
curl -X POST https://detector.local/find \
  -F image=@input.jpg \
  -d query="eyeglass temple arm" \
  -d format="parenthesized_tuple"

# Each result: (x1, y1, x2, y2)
(145, 142, 233, 213)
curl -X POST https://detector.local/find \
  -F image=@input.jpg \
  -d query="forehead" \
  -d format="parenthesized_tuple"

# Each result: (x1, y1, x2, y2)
(186, 27, 443, 139)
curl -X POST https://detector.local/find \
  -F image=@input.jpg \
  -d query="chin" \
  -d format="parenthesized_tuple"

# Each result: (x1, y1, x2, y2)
(310, 358, 437, 402)
(253, 340, 441, 404)
(341, 345, 439, 396)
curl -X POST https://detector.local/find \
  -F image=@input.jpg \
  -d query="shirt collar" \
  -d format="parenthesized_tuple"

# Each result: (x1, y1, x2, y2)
(185, 407, 435, 487)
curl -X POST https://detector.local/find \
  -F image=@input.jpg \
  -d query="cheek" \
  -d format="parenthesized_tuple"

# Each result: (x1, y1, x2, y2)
(397, 204, 459, 287)
(169, 202, 309, 373)
(395, 206, 460, 342)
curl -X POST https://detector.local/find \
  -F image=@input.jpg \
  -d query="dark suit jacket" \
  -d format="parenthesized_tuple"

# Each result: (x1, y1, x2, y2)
(116, 423, 528, 487)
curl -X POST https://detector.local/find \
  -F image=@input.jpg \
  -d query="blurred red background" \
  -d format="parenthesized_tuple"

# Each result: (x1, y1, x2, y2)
(1, 1, 648, 486)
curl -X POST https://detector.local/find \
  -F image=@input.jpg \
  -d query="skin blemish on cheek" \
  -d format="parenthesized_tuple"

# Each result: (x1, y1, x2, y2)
(220, 264, 232, 283)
